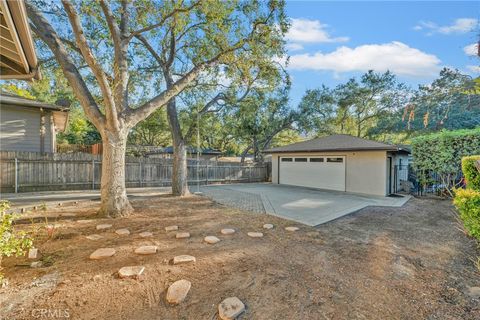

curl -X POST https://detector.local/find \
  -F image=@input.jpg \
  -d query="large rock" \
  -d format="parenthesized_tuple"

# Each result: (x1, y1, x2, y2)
(86, 234, 103, 241)
(115, 229, 130, 236)
(89, 248, 116, 260)
(118, 266, 145, 279)
(204, 236, 221, 244)
(263, 224, 274, 230)
(165, 225, 179, 232)
(173, 255, 196, 265)
(247, 232, 263, 238)
(96, 224, 112, 230)
(176, 232, 190, 239)
(467, 286, 480, 298)
(285, 226, 299, 232)
(221, 228, 235, 235)
(166, 279, 192, 305)
(134, 246, 158, 255)
(218, 297, 245, 320)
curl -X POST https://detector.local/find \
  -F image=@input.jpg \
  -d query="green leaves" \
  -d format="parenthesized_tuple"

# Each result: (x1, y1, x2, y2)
(0, 201, 33, 263)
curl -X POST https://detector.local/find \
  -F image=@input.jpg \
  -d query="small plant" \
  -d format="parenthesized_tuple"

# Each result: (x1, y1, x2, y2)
(453, 188, 480, 240)
(40, 202, 47, 211)
(0, 200, 33, 281)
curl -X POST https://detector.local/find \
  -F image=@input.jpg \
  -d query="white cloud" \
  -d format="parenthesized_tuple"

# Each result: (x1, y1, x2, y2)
(286, 18, 349, 43)
(288, 41, 441, 77)
(464, 43, 479, 56)
(414, 18, 478, 35)
(286, 43, 304, 51)
(467, 65, 480, 73)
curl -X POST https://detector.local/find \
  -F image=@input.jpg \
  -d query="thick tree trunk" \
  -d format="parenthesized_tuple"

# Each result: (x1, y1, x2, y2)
(98, 131, 133, 217)
(166, 98, 190, 196)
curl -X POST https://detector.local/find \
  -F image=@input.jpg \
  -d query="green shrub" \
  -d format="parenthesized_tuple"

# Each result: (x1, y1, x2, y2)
(0, 201, 33, 280)
(411, 128, 480, 193)
(454, 188, 480, 240)
(462, 155, 480, 191)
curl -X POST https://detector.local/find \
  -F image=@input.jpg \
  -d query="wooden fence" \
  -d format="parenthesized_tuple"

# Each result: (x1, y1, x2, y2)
(0, 151, 269, 193)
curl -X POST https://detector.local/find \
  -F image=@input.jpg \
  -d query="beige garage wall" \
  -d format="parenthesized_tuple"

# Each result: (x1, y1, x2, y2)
(271, 151, 388, 196)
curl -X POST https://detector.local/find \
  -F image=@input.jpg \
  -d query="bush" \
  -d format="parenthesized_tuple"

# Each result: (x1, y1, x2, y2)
(411, 128, 480, 193)
(462, 155, 480, 191)
(454, 188, 480, 240)
(0, 201, 33, 280)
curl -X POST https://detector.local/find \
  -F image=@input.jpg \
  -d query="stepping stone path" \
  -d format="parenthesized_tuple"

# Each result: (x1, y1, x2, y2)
(96, 224, 112, 230)
(285, 227, 299, 232)
(28, 248, 38, 259)
(247, 232, 263, 238)
(86, 234, 103, 241)
(166, 279, 192, 305)
(115, 229, 130, 235)
(134, 246, 158, 255)
(89, 248, 116, 260)
(204, 236, 221, 244)
(221, 228, 235, 235)
(139, 231, 153, 238)
(263, 224, 274, 230)
(173, 255, 196, 265)
(176, 232, 190, 239)
(218, 297, 245, 320)
(165, 225, 179, 232)
(118, 266, 145, 279)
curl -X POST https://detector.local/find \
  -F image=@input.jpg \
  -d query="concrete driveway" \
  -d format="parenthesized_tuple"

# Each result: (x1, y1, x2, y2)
(200, 183, 410, 226)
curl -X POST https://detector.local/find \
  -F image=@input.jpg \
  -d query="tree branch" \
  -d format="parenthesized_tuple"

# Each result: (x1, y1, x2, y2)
(26, 3, 105, 130)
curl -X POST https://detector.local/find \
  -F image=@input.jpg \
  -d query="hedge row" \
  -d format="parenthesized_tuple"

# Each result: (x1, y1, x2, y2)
(411, 128, 480, 187)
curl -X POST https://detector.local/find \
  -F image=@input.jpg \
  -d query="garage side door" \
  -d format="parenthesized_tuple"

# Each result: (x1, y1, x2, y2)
(279, 156, 346, 191)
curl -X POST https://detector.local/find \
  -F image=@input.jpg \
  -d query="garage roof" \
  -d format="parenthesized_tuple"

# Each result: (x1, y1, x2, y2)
(0, 0, 39, 80)
(264, 134, 407, 153)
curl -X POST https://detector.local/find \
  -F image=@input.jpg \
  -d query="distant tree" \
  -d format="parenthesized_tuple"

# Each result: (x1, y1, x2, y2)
(128, 108, 171, 147)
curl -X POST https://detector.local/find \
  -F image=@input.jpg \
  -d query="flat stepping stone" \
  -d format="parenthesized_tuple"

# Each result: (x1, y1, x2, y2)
(118, 266, 145, 279)
(218, 297, 245, 320)
(89, 248, 116, 260)
(176, 232, 190, 239)
(86, 234, 103, 241)
(134, 246, 158, 255)
(285, 227, 299, 232)
(263, 224, 274, 230)
(166, 279, 192, 305)
(96, 224, 112, 230)
(204, 236, 221, 244)
(115, 229, 130, 235)
(173, 255, 196, 265)
(139, 231, 153, 238)
(247, 232, 263, 238)
(221, 228, 235, 235)
(165, 225, 179, 232)
(77, 219, 93, 224)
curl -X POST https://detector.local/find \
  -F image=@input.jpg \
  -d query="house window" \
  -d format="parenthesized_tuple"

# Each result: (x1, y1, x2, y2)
(310, 158, 324, 162)
(294, 158, 308, 162)
(281, 158, 293, 162)
(327, 157, 343, 163)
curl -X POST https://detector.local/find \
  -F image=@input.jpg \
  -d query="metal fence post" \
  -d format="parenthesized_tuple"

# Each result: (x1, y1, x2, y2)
(14, 158, 18, 193)
(206, 162, 209, 185)
(92, 159, 95, 190)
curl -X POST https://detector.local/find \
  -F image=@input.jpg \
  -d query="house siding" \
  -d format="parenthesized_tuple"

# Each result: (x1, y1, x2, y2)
(0, 104, 55, 153)
(271, 150, 388, 196)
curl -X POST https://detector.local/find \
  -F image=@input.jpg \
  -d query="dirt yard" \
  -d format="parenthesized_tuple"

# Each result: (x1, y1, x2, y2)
(1, 194, 479, 319)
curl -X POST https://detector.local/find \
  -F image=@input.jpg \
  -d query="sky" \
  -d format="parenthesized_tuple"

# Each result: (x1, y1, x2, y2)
(283, 1, 480, 106)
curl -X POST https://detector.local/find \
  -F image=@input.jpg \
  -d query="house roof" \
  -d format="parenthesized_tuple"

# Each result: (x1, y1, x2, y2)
(264, 134, 407, 153)
(0, 0, 40, 80)
(0, 92, 69, 111)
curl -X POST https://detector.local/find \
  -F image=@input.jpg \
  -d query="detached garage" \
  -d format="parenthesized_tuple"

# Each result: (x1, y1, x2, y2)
(264, 134, 409, 197)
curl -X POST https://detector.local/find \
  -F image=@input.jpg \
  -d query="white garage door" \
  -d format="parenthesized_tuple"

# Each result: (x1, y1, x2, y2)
(279, 156, 346, 191)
